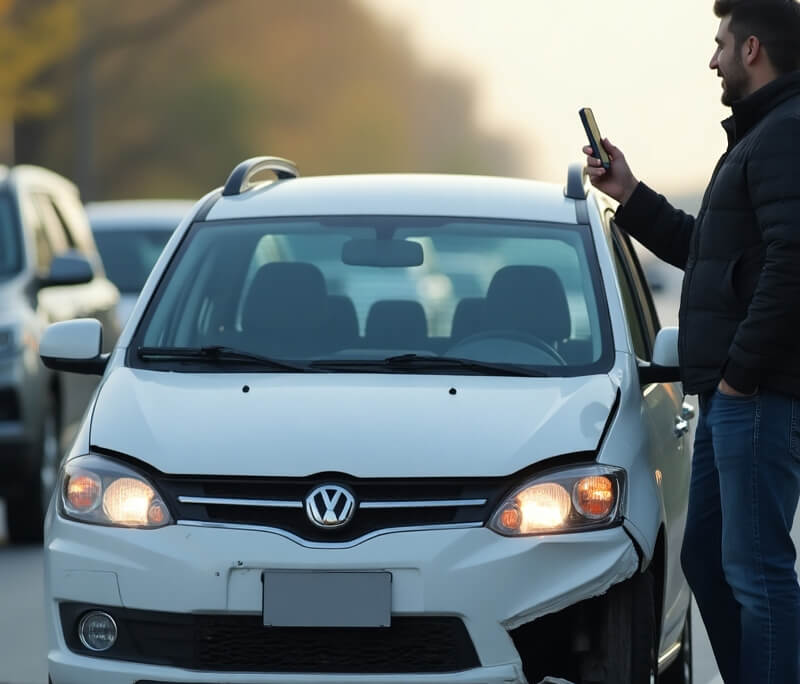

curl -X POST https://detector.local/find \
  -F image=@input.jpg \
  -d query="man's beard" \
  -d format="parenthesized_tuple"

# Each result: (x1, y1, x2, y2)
(720, 57, 750, 106)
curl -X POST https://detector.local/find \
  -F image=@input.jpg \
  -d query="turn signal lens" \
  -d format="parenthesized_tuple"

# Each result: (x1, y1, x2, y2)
(573, 476, 615, 519)
(65, 471, 102, 513)
(499, 505, 523, 531)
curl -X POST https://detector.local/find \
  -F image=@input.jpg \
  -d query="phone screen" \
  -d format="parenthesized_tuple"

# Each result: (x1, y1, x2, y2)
(580, 108, 611, 169)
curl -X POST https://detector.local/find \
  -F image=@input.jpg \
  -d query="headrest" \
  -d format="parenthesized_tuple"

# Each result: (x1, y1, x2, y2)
(325, 295, 359, 348)
(451, 297, 485, 340)
(241, 262, 328, 331)
(484, 265, 570, 342)
(365, 299, 428, 348)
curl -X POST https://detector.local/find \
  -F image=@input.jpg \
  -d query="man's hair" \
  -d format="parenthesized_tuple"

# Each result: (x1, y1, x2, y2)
(714, 0, 800, 74)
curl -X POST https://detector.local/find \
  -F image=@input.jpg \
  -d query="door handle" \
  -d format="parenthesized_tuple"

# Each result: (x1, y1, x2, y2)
(681, 402, 696, 420)
(674, 416, 690, 438)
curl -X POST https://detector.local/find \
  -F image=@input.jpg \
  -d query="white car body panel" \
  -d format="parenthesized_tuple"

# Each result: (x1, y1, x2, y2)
(46, 517, 638, 684)
(205, 174, 579, 224)
(90, 368, 617, 478)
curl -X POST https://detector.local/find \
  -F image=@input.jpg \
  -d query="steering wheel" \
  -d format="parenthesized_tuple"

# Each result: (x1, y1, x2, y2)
(448, 329, 567, 366)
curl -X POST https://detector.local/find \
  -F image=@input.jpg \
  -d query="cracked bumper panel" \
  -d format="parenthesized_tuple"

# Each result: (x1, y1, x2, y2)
(46, 520, 638, 684)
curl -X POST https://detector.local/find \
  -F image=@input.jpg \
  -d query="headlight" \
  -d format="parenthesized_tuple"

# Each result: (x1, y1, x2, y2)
(59, 454, 172, 528)
(489, 464, 625, 536)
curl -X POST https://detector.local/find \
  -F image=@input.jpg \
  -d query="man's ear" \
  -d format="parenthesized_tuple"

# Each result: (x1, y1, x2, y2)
(742, 35, 762, 66)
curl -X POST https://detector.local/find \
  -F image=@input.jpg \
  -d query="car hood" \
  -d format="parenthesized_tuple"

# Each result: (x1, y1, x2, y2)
(90, 368, 617, 477)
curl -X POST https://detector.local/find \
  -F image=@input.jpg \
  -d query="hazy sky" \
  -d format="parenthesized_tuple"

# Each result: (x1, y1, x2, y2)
(359, 0, 730, 198)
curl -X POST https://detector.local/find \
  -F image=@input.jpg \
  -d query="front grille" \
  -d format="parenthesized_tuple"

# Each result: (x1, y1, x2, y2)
(155, 473, 512, 542)
(61, 603, 480, 673)
(0, 389, 20, 421)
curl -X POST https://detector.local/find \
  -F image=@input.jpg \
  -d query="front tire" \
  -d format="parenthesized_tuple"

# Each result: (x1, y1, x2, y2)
(583, 570, 657, 683)
(7, 405, 58, 544)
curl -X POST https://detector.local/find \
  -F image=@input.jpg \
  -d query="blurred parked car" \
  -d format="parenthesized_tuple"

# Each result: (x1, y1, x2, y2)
(86, 200, 194, 324)
(0, 165, 119, 543)
(42, 158, 693, 683)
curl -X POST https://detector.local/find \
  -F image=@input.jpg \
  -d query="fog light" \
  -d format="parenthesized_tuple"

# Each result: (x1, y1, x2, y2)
(78, 611, 117, 651)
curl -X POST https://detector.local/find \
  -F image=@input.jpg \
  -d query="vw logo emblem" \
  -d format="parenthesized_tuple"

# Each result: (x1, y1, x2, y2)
(305, 485, 356, 528)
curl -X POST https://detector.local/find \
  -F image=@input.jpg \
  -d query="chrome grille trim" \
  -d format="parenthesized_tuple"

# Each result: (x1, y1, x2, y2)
(178, 496, 487, 510)
(177, 496, 302, 508)
(359, 499, 487, 509)
(176, 520, 483, 548)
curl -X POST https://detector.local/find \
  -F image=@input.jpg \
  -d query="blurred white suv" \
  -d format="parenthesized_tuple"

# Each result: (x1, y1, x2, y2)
(41, 158, 694, 684)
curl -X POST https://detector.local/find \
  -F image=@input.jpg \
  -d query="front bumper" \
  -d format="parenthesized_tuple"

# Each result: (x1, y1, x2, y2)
(46, 517, 639, 684)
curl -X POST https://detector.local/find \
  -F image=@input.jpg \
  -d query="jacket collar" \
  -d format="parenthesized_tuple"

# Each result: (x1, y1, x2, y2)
(721, 71, 800, 147)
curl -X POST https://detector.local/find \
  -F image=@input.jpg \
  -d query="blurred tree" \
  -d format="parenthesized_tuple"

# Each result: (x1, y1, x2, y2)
(10, 0, 524, 199)
(0, 0, 77, 120)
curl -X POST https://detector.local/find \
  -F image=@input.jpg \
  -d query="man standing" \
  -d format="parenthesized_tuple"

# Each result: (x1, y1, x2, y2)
(583, 1, 800, 682)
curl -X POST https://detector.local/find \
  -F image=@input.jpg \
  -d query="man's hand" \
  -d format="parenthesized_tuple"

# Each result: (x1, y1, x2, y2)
(583, 138, 639, 205)
(717, 378, 758, 397)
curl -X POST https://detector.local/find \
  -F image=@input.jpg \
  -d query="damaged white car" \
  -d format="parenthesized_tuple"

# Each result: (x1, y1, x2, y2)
(41, 159, 693, 684)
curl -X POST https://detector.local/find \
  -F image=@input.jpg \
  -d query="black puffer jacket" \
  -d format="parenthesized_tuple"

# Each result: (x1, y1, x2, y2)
(615, 71, 800, 397)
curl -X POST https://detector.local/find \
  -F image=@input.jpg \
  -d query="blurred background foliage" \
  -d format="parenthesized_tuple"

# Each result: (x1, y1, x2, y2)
(2, 0, 524, 200)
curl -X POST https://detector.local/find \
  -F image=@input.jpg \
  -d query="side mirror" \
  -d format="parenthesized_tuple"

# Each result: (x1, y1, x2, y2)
(638, 327, 680, 384)
(43, 251, 94, 287)
(40, 318, 108, 375)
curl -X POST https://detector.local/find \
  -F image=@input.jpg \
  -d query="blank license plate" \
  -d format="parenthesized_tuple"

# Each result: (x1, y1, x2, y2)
(262, 570, 392, 627)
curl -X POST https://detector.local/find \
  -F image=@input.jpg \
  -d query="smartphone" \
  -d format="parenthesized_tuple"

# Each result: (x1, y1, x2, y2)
(579, 107, 611, 170)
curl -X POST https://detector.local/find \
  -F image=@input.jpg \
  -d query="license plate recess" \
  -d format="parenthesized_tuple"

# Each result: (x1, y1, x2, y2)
(262, 570, 392, 627)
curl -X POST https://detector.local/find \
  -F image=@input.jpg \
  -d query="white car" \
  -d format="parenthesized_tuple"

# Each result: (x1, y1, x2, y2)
(40, 158, 694, 684)
(87, 200, 195, 325)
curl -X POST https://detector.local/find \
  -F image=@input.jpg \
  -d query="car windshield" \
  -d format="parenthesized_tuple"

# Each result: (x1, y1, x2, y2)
(134, 216, 612, 375)
(93, 228, 173, 294)
(0, 194, 22, 278)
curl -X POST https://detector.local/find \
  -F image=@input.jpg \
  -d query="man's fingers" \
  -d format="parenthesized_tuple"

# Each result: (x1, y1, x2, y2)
(602, 138, 622, 159)
(585, 165, 606, 178)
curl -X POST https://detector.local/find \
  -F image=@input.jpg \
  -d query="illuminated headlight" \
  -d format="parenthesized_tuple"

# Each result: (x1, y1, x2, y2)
(59, 454, 172, 528)
(489, 465, 625, 536)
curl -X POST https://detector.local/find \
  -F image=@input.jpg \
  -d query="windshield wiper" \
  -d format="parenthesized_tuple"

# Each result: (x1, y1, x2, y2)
(137, 346, 318, 373)
(311, 354, 548, 377)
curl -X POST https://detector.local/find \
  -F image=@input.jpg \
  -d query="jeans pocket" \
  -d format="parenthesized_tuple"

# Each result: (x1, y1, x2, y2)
(714, 389, 758, 402)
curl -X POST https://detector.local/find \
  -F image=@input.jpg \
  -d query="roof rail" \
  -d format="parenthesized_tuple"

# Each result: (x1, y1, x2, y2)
(222, 156, 299, 197)
(564, 162, 588, 200)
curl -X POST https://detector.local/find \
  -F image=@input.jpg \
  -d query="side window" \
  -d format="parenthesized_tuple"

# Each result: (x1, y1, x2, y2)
(48, 198, 79, 250)
(26, 197, 55, 273)
(610, 237, 651, 361)
(611, 222, 661, 340)
(32, 193, 71, 254)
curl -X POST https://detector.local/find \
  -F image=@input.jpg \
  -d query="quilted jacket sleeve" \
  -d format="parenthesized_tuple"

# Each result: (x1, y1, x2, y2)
(613, 182, 695, 270)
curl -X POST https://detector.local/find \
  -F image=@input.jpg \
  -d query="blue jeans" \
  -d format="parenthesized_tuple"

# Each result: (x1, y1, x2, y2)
(680, 389, 800, 683)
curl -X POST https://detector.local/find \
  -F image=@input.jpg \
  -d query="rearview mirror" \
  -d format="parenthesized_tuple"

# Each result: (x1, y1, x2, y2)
(342, 239, 423, 267)
(40, 318, 108, 375)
